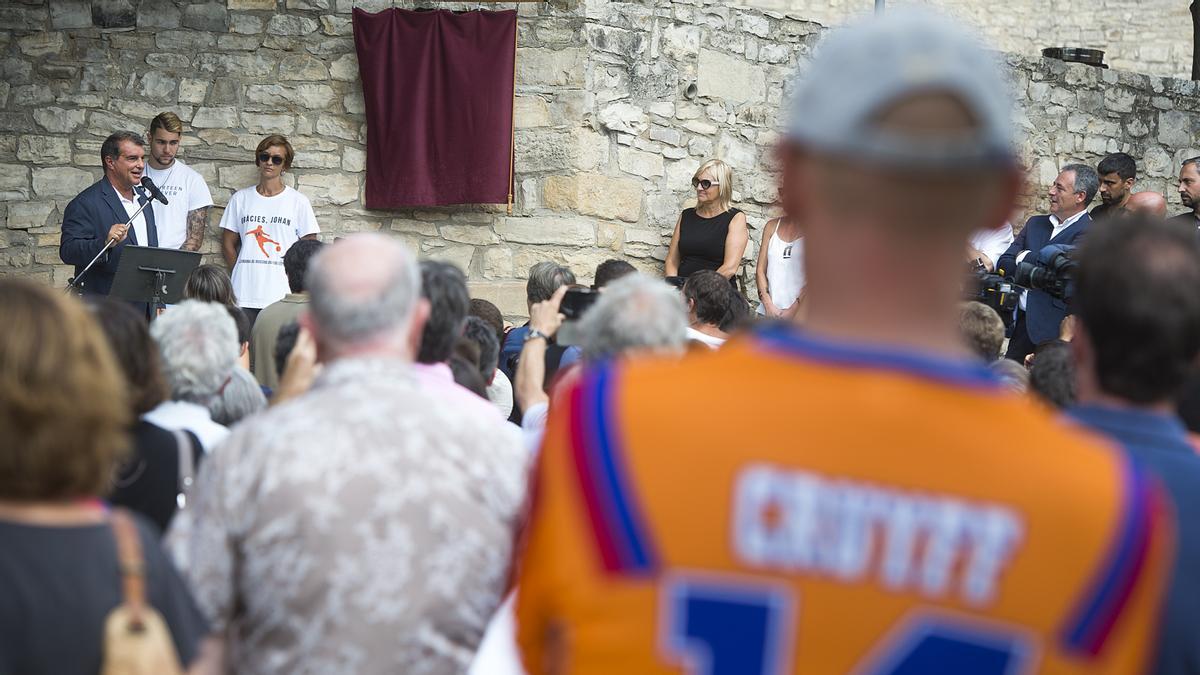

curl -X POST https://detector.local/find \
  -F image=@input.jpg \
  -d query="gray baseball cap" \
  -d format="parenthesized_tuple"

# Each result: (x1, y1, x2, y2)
(784, 9, 1016, 168)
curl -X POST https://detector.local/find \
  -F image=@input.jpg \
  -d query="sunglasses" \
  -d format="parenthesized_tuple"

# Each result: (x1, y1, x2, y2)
(691, 178, 719, 190)
(257, 153, 285, 166)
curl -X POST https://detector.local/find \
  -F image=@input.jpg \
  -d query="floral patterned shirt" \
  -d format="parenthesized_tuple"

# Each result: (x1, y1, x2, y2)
(168, 357, 528, 674)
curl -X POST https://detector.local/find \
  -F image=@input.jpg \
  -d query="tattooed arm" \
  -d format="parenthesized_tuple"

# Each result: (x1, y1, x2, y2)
(183, 206, 210, 252)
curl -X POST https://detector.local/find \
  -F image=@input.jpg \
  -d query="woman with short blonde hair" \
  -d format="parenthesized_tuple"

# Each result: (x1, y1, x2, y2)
(664, 158, 749, 284)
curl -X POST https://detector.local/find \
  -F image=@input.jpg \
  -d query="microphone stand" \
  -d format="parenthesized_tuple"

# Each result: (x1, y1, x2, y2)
(66, 192, 154, 295)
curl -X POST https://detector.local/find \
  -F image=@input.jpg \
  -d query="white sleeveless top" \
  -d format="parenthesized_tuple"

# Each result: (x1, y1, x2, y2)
(757, 226, 805, 314)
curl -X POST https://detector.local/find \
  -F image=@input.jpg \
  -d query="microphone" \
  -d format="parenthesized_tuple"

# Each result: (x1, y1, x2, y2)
(140, 175, 169, 205)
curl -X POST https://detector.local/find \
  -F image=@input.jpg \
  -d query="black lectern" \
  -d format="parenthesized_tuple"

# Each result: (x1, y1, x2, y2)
(110, 246, 202, 310)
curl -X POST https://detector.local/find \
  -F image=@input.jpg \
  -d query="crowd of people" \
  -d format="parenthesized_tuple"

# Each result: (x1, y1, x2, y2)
(8, 7, 1200, 675)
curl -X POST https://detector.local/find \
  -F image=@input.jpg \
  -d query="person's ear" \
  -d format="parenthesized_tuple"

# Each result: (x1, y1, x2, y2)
(407, 298, 431, 357)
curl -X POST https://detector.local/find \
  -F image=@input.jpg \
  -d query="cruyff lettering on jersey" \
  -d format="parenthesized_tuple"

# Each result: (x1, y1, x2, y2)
(732, 464, 1024, 606)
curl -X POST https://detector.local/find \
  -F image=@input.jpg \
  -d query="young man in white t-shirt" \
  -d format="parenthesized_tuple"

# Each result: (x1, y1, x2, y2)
(143, 112, 214, 252)
(220, 135, 320, 324)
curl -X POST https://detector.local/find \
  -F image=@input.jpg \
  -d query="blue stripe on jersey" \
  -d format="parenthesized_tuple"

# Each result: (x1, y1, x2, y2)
(753, 323, 1004, 391)
(579, 363, 659, 575)
(1060, 455, 1154, 656)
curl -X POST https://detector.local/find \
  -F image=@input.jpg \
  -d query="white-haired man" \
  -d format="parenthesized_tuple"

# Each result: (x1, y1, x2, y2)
(168, 233, 527, 674)
(145, 299, 239, 452)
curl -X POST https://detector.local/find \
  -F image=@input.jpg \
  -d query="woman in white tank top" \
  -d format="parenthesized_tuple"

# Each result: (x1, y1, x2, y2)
(754, 216, 805, 317)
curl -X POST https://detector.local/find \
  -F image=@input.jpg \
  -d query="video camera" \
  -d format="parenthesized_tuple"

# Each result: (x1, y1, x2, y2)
(1013, 244, 1076, 301)
(966, 260, 1019, 327)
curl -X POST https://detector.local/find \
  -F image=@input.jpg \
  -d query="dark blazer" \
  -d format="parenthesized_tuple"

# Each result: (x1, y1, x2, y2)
(59, 177, 158, 296)
(996, 212, 1091, 345)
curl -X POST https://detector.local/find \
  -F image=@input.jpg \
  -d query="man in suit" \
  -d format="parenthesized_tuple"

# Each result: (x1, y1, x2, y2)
(997, 163, 1098, 362)
(60, 131, 159, 297)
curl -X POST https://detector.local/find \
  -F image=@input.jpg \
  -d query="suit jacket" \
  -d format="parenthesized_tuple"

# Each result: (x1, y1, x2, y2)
(996, 212, 1091, 345)
(59, 177, 158, 296)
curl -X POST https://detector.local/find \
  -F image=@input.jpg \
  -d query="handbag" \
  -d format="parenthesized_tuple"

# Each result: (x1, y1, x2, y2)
(100, 508, 185, 675)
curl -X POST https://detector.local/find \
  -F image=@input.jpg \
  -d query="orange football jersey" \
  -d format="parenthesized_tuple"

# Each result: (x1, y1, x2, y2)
(515, 325, 1173, 675)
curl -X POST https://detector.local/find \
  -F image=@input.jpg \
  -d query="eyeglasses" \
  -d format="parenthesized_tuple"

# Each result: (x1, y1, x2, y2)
(257, 153, 285, 166)
(691, 178, 719, 190)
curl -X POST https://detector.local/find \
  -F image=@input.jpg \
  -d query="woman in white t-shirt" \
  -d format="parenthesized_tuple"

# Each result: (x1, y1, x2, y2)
(220, 135, 320, 324)
(754, 215, 805, 318)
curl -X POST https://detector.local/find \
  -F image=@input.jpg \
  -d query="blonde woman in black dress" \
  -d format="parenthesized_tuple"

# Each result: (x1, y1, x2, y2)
(664, 158, 749, 283)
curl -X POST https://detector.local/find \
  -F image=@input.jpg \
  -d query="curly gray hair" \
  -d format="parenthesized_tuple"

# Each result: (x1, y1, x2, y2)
(149, 300, 239, 405)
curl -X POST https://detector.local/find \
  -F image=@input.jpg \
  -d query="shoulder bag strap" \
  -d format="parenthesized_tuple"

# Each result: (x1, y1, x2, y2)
(110, 508, 148, 630)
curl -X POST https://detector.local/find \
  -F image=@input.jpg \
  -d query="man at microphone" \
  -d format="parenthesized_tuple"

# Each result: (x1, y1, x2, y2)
(60, 131, 161, 297)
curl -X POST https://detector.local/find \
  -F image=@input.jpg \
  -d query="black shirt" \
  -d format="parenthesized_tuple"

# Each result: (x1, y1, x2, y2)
(677, 207, 741, 278)
(0, 515, 209, 674)
(108, 421, 203, 535)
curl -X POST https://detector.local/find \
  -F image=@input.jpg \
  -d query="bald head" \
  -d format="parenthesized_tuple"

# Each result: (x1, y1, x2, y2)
(305, 233, 422, 354)
(1127, 191, 1168, 219)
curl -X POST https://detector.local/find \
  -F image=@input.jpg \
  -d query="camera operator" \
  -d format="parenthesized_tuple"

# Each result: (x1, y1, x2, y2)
(997, 164, 1098, 362)
(1066, 217, 1200, 674)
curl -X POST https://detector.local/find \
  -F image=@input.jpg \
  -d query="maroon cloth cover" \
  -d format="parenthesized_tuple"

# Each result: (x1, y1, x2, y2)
(353, 8, 516, 208)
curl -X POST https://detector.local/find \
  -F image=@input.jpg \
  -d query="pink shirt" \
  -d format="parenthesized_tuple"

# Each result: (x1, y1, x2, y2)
(412, 362, 505, 423)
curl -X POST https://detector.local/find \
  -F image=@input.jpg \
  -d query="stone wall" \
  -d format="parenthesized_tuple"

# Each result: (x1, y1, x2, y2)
(2, 0, 1200, 319)
(741, 0, 1195, 81)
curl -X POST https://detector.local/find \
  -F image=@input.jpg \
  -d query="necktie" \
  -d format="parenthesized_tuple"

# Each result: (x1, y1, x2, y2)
(136, 187, 159, 247)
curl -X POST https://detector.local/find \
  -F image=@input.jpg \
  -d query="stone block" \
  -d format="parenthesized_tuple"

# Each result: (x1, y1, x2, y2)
(1, 58, 32, 86)
(544, 174, 643, 223)
(482, 246, 513, 278)
(246, 84, 336, 109)
(50, 0, 91, 29)
(229, 0, 276, 8)
(268, 14, 318, 36)
(315, 115, 358, 141)
(597, 102, 649, 135)
(139, 71, 177, 100)
(179, 79, 209, 105)
(17, 136, 73, 165)
(32, 167, 93, 198)
(138, 0, 181, 29)
(424, 243, 475, 271)
(0, 112, 34, 134)
(288, 0, 331, 9)
(321, 15, 352, 36)
(467, 280, 527, 319)
(218, 164, 259, 190)
(440, 224, 500, 246)
(515, 129, 573, 173)
(218, 34, 263, 51)
(715, 132, 758, 174)
(1104, 87, 1136, 113)
(240, 112, 296, 134)
(698, 49, 766, 104)
(0, 4, 48, 30)
(156, 30, 216, 52)
(192, 107, 240, 129)
(344, 92, 365, 115)
(617, 147, 664, 178)
(18, 33, 64, 58)
(329, 54, 357, 82)
(297, 173, 359, 206)
(649, 125, 683, 146)
(496, 216, 596, 246)
(391, 219, 439, 236)
(145, 53, 192, 70)
(596, 221, 623, 250)
(342, 146, 366, 173)
(6, 201, 54, 230)
(197, 53, 276, 79)
(182, 3, 227, 31)
(231, 13, 264, 34)
(92, 0, 137, 28)
(516, 48, 585, 88)
(280, 54, 330, 81)
(292, 151, 341, 169)
(0, 165, 31, 200)
(514, 97, 551, 129)
(1159, 111, 1193, 147)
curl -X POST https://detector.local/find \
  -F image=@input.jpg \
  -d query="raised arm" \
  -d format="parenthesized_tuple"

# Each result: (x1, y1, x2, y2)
(716, 211, 749, 279)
